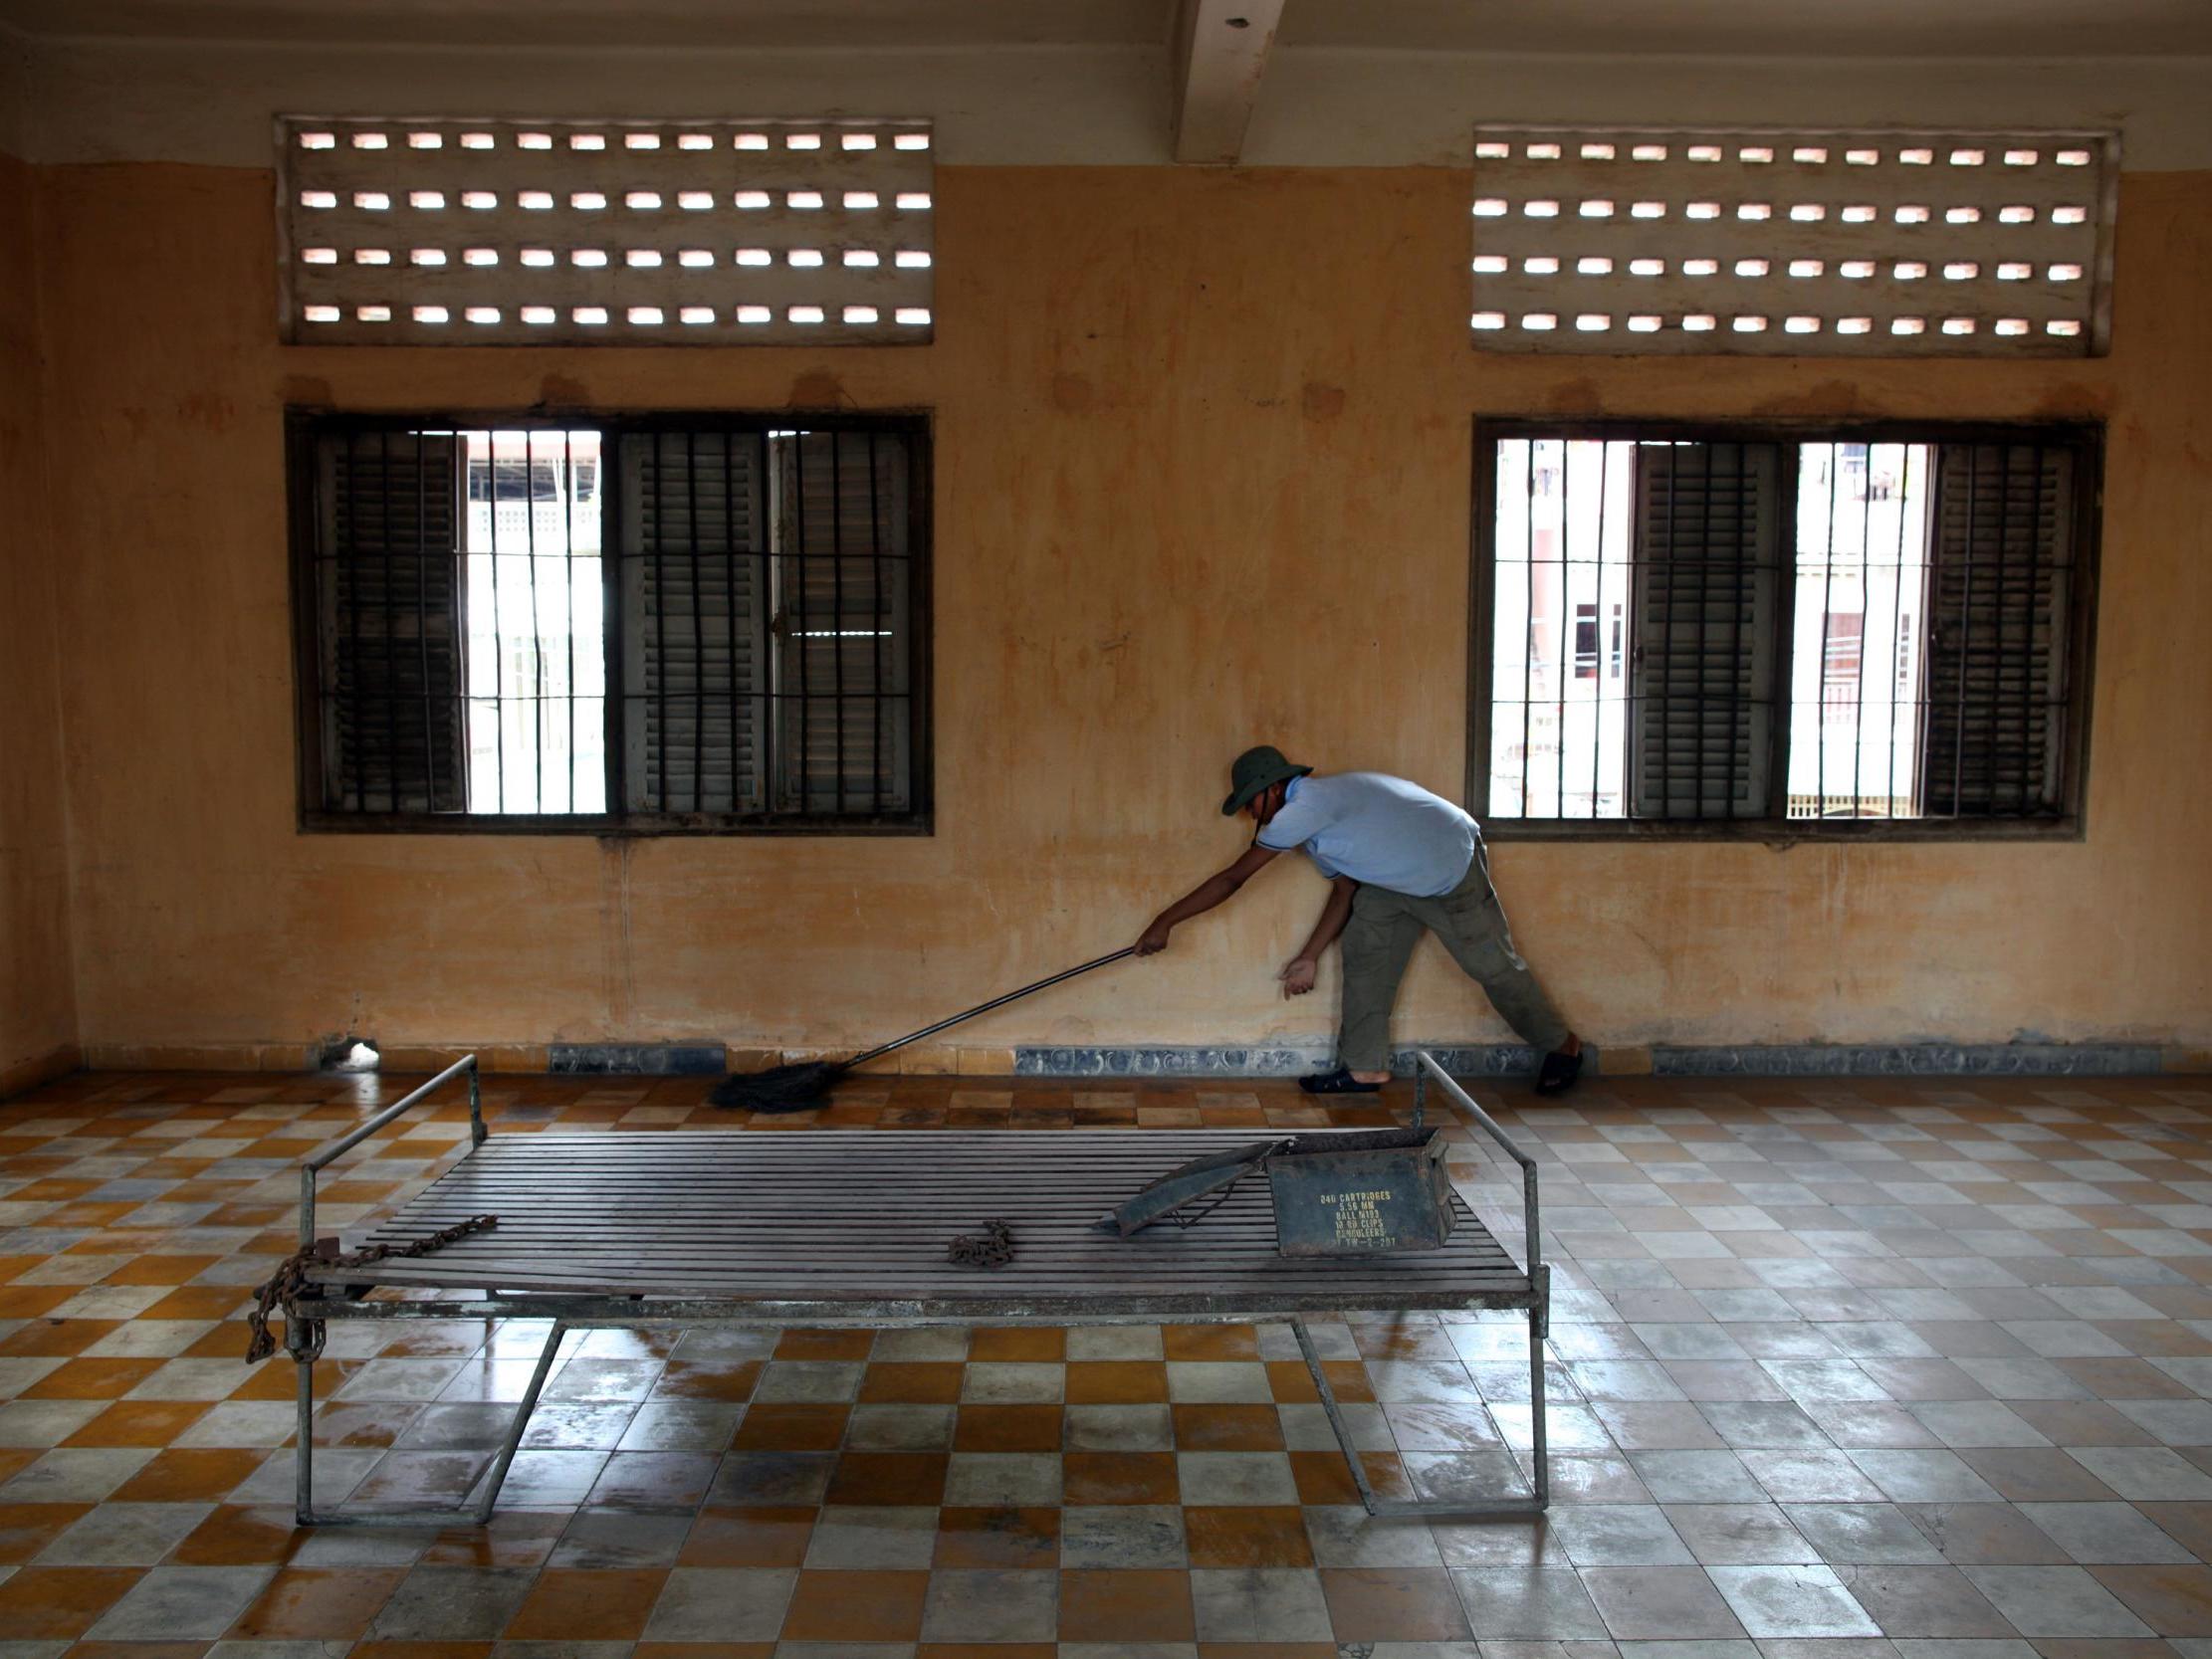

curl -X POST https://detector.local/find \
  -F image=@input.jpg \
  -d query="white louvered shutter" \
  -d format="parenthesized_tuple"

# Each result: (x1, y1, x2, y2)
(774, 430, 913, 814)
(317, 432, 466, 812)
(619, 431, 772, 812)
(1922, 442, 2075, 816)
(1629, 441, 1782, 818)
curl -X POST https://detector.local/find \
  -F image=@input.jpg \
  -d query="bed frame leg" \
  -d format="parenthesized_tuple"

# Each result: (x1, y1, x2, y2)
(1293, 1313, 1549, 1520)
(288, 1314, 568, 1529)
(472, 1318, 566, 1523)
(291, 1327, 318, 1527)
(1528, 1294, 1550, 1511)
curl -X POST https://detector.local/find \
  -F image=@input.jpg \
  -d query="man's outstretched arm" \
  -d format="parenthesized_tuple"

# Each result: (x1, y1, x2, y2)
(1135, 842, 1281, 954)
(1279, 874, 1359, 996)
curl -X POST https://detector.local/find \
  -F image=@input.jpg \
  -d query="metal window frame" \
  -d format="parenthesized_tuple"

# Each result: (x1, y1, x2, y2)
(1466, 415, 2102, 843)
(288, 405, 934, 836)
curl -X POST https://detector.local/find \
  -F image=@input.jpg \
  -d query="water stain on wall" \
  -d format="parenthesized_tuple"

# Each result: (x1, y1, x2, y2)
(14, 162, 2211, 1058)
(1301, 382, 1346, 421)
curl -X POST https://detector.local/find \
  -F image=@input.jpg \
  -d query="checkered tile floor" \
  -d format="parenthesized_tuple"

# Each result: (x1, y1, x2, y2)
(5, 1067, 2212, 1657)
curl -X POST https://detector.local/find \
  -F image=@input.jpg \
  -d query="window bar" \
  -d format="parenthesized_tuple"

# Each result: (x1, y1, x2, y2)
(831, 433, 848, 816)
(1521, 441, 1536, 817)
(1948, 444, 1979, 817)
(722, 430, 739, 812)
(1852, 443, 1875, 818)
(1817, 441, 1839, 817)
(379, 427, 399, 811)
(1724, 441, 1749, 821)
(524, 430, 546, 813)
(687, 428, 704, 812)
(485, 429, 506, 812)
(306, 433, 323, 802)
(1692, 445, 1716, 818)
(653, 431, 670, 812)
(1989, 442, 2017, 814)
(867, 429, 884, 814)
(1885, 446, 1904, 817)
(600, 428, 623, 822)
(758, 428, 775, 814)
(1555, 437, 1570, 818)
(1658, 442, 1674, 819)
(1592, 439, 1609, 817)
(563, 428, 576, 814)
(1901, 444, 1919, 822)
(415, 428, 438, 813)
(331, 435, 361, 813)
(793, 432, 812, 813)
(1999, 442, 2026, 818)
(2025, 441, 2050, 814)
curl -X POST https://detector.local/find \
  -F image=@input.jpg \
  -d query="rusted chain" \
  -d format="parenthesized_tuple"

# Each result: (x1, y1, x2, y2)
(247, 1214, 499, 1362)
(947, 1219, 1015, 1269)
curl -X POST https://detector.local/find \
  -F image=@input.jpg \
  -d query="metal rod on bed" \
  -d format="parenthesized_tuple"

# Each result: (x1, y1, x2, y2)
(1412, 1049, 1553, 1515)
(291, 1054, 483, 1526)
(1413, 1049, 1542, 1287)
(299, 1054, 481, 1250)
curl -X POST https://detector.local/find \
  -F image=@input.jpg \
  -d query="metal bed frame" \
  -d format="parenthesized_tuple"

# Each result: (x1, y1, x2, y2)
(285, 1049, 1548, 1527)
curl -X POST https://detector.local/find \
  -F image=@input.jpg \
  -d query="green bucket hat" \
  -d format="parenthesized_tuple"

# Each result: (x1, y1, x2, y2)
(1221, 744, 1312, 816)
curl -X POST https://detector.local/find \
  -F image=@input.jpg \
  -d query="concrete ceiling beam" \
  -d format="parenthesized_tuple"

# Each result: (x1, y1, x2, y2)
(1169, 0, 1283, 164)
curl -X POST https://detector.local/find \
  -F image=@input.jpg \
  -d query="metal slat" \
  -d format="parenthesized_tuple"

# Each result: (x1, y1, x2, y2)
(321, 431, 464, 814)
(1924, 442, 2073, 816)
(1630, 442, 1777, 818)
(623, 431, 767, 811)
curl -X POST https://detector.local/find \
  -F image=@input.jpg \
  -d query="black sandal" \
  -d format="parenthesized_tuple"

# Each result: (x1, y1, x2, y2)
(1535, 1049, 1583, 1097)
(1299, 1067, 1382, 1095)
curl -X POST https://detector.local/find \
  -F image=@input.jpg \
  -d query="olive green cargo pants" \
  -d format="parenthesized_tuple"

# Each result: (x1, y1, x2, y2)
(1337, 845, 1571, 1073)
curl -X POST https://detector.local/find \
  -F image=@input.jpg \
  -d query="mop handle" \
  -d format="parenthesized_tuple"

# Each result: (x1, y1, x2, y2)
(841, 947, 1139, 1072)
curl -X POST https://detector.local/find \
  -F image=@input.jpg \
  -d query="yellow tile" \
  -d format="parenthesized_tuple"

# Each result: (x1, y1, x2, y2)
(0, 1045, 78, 1100)
(1601, 1043, 1653, 1076)
(99, 1044, 262, 1071)
(375, 1045, 472, 1073)
(895, 1044, 961, 1076)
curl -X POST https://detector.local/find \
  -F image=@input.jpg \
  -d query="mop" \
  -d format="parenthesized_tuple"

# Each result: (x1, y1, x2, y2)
(709, 947, 1137, 1112)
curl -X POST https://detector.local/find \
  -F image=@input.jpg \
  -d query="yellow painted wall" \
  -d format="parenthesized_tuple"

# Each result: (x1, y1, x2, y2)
(29, 161, 2212, 1064)
(0, 152, 78, 1092)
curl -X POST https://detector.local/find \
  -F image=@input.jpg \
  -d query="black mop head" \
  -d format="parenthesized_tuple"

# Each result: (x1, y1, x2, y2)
(708, 1060, 849, 1113)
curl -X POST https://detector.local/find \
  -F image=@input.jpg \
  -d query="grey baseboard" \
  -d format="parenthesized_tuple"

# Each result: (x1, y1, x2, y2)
(1651, 1042, 2163, 1078)
(543, 1039, 2162, 1080)
(1013, 1041, 2164, 1080)
(549, 1043, 727, 1076)
(1012, 1044, 1562, 1078)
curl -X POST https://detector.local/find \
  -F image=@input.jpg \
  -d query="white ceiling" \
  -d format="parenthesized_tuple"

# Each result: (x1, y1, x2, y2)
(1285, 0, 2212, 58)
(2, 0, 2208, 57)
(0, 1, 1161, 49)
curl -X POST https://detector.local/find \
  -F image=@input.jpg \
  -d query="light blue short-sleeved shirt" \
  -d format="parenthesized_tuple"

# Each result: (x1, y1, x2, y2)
(1255, 772, 1478, 898)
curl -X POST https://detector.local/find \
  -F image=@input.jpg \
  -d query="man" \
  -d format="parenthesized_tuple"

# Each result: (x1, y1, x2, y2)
(1136, 745, 1584, 1096)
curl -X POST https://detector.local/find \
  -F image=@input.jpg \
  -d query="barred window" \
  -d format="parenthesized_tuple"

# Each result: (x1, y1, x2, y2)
(1471, 421, 2098, 838)
(291, 412, 929, 832)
